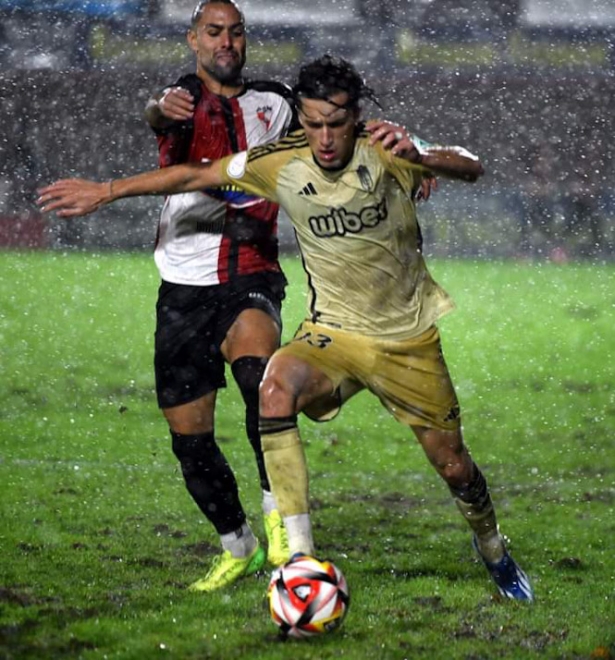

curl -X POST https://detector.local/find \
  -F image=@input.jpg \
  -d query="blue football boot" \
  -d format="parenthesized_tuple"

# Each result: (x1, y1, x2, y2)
(473, 536, 534, 602)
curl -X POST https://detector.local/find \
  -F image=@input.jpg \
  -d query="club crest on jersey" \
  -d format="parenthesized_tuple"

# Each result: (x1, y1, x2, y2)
(308, 198, 388, 238)
(357, 165, 374, 191)
(256, 105, 273, 131)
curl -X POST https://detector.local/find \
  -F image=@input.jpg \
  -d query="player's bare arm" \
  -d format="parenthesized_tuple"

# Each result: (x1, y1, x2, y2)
(366, 120, 485, 182)
(419, 145, 484, 182)
(37, 160, 224, 218)
(144, 86, 196, 129)
(365, 120, 435, 200)
(366, 119, 423, 160)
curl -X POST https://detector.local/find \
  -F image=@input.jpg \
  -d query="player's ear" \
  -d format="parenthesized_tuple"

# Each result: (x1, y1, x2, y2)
(187, 29, 198, 54)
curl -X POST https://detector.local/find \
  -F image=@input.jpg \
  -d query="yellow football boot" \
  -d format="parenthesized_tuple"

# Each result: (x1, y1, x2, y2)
(264, 510, 290, 566)
(188, 543, 266, 592)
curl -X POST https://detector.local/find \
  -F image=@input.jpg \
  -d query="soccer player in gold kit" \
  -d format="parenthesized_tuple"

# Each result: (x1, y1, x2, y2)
(39, 55, 533, 601)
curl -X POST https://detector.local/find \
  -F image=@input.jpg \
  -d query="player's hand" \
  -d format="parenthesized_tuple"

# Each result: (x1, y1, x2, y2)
(365, 120, 422, 162)
(158, 87, 195, 121)
(36, 179, 111, 217)
(416, 175, 437, 202)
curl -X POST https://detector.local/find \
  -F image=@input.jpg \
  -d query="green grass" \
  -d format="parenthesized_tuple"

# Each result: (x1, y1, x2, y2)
(1, 251, 614, 659)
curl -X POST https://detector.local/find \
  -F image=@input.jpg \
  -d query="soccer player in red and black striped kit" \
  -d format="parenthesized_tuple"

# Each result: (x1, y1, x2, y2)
(143, 0, 297, 591)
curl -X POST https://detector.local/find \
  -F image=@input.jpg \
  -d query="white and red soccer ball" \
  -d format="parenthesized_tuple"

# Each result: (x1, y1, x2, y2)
(267, 554, 350, 639)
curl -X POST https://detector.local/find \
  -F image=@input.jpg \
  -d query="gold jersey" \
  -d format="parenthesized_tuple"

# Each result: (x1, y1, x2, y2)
(219, 130, 455, 340)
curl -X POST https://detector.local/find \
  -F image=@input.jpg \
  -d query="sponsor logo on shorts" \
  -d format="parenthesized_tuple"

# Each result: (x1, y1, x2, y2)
(444, 402, 460, 422)
(245, 291, 277, 315)
(248, 291, 270, 304)
(308, 197, 387, 238)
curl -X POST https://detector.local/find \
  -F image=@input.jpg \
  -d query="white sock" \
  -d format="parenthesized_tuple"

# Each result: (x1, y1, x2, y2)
(285, 514, 315, 556)
(220, 522, 257, 559)
(262, 490, 277, 516)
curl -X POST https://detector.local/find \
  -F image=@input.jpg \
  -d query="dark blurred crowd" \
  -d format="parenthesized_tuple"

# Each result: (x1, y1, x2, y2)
(508, 141, 608, 260)
(0, 0, 613, 259)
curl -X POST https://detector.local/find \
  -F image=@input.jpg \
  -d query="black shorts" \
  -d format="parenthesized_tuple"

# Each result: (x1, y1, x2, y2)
(154, 272, 286, 409)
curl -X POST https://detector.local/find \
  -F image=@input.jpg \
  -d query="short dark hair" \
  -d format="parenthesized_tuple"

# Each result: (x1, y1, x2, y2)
(191, 0, 245, 29)
(292, 54, 380, 111)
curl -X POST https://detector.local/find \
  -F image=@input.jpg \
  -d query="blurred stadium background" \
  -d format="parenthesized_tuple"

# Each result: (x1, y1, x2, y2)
(0, 0, 613, 260)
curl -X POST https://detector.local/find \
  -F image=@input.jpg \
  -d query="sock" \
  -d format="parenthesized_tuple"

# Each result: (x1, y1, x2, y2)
(171, 431, 245, 534)
(220, 522, 258, 559)
(477, 529, 506, 563)
(260, 418, 313, 557)
(285, 514, 315, 556)
(260, 416, 309, 517)
(449, 463, 505, 562)
(262, 490, 277, 516)
(231, 356, 270, 490)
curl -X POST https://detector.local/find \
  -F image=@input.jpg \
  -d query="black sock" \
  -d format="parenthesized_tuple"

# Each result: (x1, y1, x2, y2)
(231, 356, 270, 490)
(171, 431, 245, 535)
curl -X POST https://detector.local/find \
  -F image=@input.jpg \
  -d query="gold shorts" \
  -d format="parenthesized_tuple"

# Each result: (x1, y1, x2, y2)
(277, 321, 461, 431)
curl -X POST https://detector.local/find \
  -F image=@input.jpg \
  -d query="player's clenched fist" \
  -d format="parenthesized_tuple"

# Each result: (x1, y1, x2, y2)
(158, 87, 195, 122)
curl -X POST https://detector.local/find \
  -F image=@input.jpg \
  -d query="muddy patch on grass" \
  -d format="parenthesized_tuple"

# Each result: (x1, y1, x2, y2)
(0, 588, 38, 607)
(179, 540, 218, 557)
(152, 523, 187, 539)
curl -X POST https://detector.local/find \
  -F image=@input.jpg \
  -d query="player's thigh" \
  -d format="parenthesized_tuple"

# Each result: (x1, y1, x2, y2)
(155, 286, 226, 409)
(162, 390, 218, 435)
(371, 328, 460, 430)
(269, 321, 366, 419)
(221, 307, 281, 362)
(302, 378, 364, 423)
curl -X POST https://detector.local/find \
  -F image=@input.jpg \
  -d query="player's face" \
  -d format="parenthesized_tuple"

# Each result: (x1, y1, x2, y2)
(298, 93, 359, 170)
(188, 3, 246, 86)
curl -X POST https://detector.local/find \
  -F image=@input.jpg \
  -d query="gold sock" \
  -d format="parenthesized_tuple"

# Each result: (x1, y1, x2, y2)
(454, 496, 505, 562)
(450, 464, 505, 562)
(262, 428, 309, 517)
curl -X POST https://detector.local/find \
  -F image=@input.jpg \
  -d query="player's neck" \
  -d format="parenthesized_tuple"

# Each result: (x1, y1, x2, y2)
(198, 70, 244, 98)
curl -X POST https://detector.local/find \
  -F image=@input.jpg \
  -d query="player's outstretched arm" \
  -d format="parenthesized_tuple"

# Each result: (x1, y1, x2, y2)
(366, 120, 484, 182)
(37, 161, 224, 218)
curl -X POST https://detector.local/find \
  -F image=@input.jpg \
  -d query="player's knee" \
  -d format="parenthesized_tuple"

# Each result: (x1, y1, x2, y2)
(418, 427, 471, 485)
(435, 452, 476, 489)
(439, 461, 470, 488)
(259, 371, 296, 417)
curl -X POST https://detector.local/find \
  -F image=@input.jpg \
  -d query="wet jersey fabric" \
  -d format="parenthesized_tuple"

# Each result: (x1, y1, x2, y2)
(218, 130, 456, 341)
(153, 75, 294, 286)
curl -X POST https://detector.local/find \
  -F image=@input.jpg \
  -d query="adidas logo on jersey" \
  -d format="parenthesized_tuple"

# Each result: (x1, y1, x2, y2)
(299, 182, 318, 196)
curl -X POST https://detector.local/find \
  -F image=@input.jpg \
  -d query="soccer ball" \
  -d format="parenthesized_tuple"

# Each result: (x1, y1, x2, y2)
(267, 554, 350, 639)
